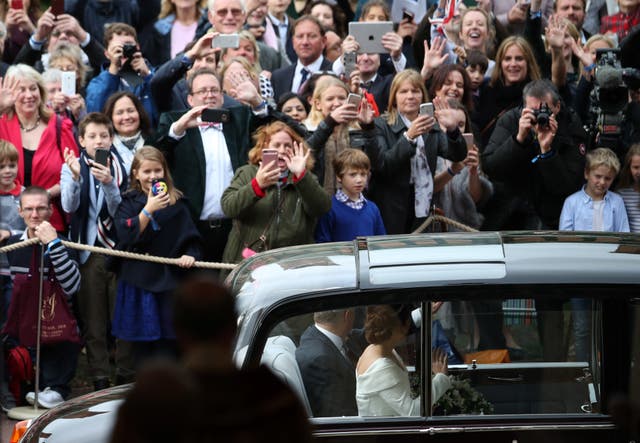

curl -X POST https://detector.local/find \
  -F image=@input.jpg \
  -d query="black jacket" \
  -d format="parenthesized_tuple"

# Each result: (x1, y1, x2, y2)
(295, 325, 357, 417)
(367, 116, 467, 234)
(482, 105, 588, 228)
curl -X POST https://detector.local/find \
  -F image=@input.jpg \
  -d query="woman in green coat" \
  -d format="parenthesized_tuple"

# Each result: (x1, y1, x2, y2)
(221, 121, 332, 264)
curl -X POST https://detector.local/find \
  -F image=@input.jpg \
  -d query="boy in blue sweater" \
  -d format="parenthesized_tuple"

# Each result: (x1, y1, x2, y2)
(315, 149, 386, 242)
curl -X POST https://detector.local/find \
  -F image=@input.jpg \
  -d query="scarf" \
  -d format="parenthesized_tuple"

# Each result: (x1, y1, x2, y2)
(400, 113, 433, 218)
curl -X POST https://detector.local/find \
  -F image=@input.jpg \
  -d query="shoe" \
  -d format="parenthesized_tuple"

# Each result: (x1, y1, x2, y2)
(30, 387, 64, 409)
(1, 394, 16, 412)
(93, 378, 111, 392)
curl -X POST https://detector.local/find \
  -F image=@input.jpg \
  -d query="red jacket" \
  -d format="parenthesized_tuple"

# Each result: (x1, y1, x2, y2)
(0, 113, 79, 231)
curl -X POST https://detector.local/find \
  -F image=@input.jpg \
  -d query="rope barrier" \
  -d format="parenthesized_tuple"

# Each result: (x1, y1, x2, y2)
(0, 238, 237, 270)
(0, 215, 476, 269)
(411, 214, 479, 234)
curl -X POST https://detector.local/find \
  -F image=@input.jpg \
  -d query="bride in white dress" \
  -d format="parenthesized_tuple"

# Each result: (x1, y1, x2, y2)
(356, 305, 451, 417)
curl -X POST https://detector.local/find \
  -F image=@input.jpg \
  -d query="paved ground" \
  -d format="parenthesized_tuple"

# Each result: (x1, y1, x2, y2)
(1, 352, 93, 443)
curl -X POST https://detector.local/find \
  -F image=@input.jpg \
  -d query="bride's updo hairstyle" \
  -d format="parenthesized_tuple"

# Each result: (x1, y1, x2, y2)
(364, 305, 412, 344)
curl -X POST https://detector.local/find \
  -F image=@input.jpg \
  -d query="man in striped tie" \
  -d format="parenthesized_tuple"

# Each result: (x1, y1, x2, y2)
(61, 112, 133, 391)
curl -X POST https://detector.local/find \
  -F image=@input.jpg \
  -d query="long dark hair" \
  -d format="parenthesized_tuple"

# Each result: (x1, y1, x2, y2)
(429, 64, 474, 112)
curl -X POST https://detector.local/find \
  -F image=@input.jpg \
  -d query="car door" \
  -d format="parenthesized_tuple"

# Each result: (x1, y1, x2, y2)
(247, 285, 632, 442)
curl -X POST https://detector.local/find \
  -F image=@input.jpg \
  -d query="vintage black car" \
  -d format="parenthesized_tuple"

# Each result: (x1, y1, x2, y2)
(15, 232, 640, 442)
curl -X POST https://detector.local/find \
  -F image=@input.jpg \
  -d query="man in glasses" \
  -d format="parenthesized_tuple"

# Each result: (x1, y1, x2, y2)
(150, 68, 271, 264)
(4, 186, 81, 409)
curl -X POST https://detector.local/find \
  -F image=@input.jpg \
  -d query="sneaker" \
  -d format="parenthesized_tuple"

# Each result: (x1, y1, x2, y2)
(27, 388, 64, 409)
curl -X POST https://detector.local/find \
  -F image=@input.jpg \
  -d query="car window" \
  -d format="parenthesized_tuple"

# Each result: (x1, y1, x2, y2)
(259, 288, 603, 419)
(432, 294, 600, 416)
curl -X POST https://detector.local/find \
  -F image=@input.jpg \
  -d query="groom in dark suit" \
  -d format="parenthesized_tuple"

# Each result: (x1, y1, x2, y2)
(296, 309, 359, 417)
(150, 68, 268, 263)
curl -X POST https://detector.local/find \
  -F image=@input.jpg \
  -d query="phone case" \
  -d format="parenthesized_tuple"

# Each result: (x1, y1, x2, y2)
(60, 72, 76, 96)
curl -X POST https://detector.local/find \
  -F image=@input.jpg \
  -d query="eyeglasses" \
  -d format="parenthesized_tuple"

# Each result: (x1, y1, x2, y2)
(22, 206, 50, 214)
(215, 8, 243, 17)
(191, 88, 221, 96)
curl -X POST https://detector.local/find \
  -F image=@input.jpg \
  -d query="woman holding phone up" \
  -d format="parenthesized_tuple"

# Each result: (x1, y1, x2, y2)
(221, 121, 331, 266)
(367, 70, 467, 234)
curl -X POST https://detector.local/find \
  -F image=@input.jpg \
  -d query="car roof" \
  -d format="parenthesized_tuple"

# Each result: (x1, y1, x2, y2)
(227, 231, 640, 316)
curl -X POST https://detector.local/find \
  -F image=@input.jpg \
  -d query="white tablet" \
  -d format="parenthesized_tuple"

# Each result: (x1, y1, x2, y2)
(348, 21, 394, 54)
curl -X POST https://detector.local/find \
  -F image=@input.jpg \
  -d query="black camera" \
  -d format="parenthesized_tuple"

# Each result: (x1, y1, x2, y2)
(532, 103, 551, 128)
(122, 43, 137, 60)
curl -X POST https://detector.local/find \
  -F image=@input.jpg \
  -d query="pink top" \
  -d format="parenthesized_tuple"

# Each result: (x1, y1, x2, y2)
(171, 21, 198, 59)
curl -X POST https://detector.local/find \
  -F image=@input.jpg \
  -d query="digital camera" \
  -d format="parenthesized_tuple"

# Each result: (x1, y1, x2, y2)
(532, 103, 551, 128)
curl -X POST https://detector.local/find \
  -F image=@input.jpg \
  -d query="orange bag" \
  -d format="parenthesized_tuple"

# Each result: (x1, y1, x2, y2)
(464, 349, 511, 364)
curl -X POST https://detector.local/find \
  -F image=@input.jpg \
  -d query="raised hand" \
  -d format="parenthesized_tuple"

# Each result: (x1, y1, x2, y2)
(173, 104, 209, 135)
(33, 8, 55, 41)
(0, 75, 19, 114)
(407, 114, 435, 139)
(536, 114, 558, 152)
(545, 15, 567, 50)
(330, 101, 358, 124)
(225, 69, 262, 107)
(433, 96, 459, 132)
(144, 186, 171, 214)
(358, 99, 374, 125)
(284, 141, 309, 177)
(63, 147, 81, 180)
(516, 108, 536, 143)
(431, 347, 449, 375)
(421, 36, 449, 80)
(90, 159, 113, 185)
(381, 31, 403, 59)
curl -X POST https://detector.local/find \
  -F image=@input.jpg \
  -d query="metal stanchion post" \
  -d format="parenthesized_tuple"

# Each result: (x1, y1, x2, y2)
(7, 245, 46, 420)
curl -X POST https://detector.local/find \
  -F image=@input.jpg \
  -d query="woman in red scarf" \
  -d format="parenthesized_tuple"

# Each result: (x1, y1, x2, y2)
(0, 64, 78, 232)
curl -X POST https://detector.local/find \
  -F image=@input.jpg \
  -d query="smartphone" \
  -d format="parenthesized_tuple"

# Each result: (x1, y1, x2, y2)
(419, 103, 434, 117)
(344, 51, 357, 78)
(262, 149, 278, 168)
(50, 0, 64, 16)
(60, 71, 76, 96)
(347, 93, 362, 108)
(151, 178, 168, 196)
(10, 0, 22, 9)
(462, 133, 474, 149)
(201, 108, 230, 123)
(93, 149, 110, 167)
(212, 33, 240, 49)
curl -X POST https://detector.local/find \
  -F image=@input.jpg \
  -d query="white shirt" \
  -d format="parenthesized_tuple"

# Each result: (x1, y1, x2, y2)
(168, 119, 234, 220)
(314, 324, 346, 357)
(291, 56, 325, 93)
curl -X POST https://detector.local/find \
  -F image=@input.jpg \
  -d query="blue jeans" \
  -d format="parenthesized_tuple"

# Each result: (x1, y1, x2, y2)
(28, 342, 80, 399)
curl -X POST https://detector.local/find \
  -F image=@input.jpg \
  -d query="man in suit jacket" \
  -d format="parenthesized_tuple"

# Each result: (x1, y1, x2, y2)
(149, 68, 269, 263)
(357, 52, 393, 114)
(295, 309, 358, 417)
(271, 15, 333, 101)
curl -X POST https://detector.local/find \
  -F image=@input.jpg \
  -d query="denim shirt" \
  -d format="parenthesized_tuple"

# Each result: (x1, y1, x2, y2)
(559, 186, 630, 232)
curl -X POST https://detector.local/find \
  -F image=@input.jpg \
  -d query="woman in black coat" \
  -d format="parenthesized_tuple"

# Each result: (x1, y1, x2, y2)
(367, 69, 467, 234)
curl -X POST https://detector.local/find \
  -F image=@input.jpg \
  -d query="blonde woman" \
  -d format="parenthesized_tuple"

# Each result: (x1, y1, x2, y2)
(0, 64, 79, 232)
(368, 69, 466, 234)
(302, 74, 375, 195)
(221, 121, 331, 264)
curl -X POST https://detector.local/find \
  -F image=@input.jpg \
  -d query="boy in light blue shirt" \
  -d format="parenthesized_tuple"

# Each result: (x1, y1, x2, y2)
(559, 147, 629, 364)
(559, 148, 629, 233)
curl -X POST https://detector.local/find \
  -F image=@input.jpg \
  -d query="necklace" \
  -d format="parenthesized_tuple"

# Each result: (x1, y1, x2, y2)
(19, 118, 40, 132)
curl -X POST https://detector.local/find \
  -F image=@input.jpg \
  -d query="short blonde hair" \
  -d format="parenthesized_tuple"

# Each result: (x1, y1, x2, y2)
(387, 69, 428, 126)
(6, 64, 52, 121)
(586, 148, 620, 175)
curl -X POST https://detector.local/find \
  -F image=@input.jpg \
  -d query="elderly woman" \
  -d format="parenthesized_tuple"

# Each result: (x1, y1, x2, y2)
(42, 68, 86, 127)
(356, 304, 451, 416)
(221, 121, 331, 264)
(48, 43, 90, 94)
(0, 64, 78, 232)
(367, 69, 467, 234)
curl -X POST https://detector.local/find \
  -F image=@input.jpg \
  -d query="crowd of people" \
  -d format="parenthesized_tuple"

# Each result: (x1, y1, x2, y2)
(0, 0, 638, 414)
